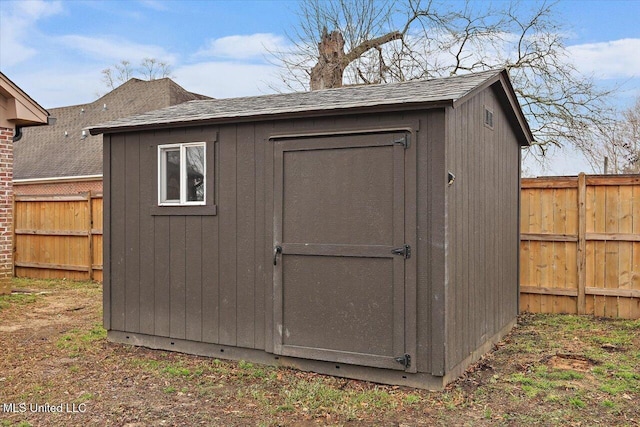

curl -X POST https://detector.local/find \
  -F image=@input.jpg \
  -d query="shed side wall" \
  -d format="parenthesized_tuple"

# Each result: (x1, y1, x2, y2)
(444, 86, 520, 371)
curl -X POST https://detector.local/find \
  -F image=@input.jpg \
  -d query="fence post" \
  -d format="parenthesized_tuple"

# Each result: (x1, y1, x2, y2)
(87, 191, 94, 281)
(577, 173, 587, 314)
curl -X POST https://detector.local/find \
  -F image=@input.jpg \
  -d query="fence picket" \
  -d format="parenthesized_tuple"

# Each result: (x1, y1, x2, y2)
(521, 173, 640, 319)
(13, 194, 102, 282)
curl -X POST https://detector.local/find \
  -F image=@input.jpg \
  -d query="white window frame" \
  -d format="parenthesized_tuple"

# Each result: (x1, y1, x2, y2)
(158, 142, 206, 206)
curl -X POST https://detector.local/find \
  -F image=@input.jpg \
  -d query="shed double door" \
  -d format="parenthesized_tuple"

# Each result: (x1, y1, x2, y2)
(273, 131, 414, 372)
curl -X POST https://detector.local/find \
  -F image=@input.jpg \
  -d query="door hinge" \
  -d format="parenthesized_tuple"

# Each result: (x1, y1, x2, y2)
(393, 135, 410, 149)
(391, 244, 411, 259)
(394, 353, 411, 369)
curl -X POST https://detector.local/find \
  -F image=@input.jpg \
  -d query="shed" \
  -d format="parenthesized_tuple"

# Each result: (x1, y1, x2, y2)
(90, 69, 532, 389)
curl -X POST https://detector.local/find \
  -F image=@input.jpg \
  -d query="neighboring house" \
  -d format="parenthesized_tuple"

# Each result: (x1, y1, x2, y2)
(13, 78, 210, 195)
(92, 69, 533, 389)
(0, 72, 49, 295)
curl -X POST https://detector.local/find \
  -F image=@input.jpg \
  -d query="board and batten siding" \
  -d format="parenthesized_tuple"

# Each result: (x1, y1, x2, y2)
(444, 86, 521, 373)
(104, 112, 432, 356)
(104, 125, 269, 349)
(415, 109, 446, 377)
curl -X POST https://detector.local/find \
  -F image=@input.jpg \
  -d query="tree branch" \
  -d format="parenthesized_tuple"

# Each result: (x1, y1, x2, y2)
(343, 31, 403, 67)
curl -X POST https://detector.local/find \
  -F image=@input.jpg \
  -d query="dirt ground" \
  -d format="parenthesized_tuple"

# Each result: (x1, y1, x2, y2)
(0, 279, 639, 426)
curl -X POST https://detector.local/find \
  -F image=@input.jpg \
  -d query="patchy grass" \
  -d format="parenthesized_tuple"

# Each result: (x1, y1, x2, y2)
(0, 292, 39, 311)
(0, 278, 639, 426)
(56, 323, 107, 357)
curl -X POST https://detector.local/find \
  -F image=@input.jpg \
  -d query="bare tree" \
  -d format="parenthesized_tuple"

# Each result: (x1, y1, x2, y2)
(622, 98, 640, 172)
(272, 0, 614, 156)
(139, 57, 173, 81)
(582, 97, 640, 174)
(101, 60, 134, 90)
(101, 58, 173, 91)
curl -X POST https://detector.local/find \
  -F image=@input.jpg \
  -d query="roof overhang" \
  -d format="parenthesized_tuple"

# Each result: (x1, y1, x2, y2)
(88, 69, 533, 147)
(0, 72, 49, 128)
(89, 100, 454, 136)
(452, 69, 533, 146)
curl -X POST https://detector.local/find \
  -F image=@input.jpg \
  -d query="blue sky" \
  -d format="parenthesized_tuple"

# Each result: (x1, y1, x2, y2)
(1, 0, 639, 175)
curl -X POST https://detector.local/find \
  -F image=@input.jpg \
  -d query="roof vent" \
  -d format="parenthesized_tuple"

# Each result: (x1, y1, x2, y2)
(64, 131, 68, 137)
(81, 130, 87, 139)
(103, 103, 108, 111)
(484, 107, 494, 129)
(81, 108, 85, 114)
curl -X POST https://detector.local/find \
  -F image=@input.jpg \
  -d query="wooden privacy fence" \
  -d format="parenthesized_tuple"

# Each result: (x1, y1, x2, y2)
(10, 176, 640, 319)
(520, 173, 640, 319)
(13, 193, 103, 282)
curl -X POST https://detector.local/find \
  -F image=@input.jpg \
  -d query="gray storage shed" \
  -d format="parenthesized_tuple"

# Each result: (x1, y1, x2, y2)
(90, 69, 532, 389)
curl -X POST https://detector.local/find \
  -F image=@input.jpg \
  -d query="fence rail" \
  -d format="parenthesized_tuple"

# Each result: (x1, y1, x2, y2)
(13, 192, 103, 282)
(520, 173, 640, 319)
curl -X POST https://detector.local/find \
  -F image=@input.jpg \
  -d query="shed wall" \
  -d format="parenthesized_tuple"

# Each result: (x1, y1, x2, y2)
(416, 109, 447, 376)
(104, 111, 434, 369)
(444, 86, 521, 372)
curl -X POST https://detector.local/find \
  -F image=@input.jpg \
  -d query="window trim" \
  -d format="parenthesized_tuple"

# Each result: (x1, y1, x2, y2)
(158, 142, 206, 206)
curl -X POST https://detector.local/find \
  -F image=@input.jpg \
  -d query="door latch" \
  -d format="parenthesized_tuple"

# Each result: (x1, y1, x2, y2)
(394, 353, 411, 369)
(391, 244, 411, 259)
(273, 245, 282, 266)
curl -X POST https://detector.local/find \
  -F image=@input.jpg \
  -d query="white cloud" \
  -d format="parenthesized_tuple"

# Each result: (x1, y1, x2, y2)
(0, 0, 63, 67)
(11, 0, 63, 20)
(56, 34, 176, 64)
(522, 144, 595, 177)
(10, 65, 105, 108)
(568, 39, 640, 79)
(174, 61, 288, 99)
(196, 33, 289, 60)
(17, 59, 288, 108)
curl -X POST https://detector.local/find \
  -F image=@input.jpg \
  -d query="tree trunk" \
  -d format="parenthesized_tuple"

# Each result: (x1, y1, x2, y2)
(310, 28, 346, 90)
(310, 27, 404, 90)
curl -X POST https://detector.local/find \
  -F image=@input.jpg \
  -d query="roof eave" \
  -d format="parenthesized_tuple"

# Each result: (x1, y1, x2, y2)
(89, 100, 454, 136)
(452, 69, 533, 147)
(0, 72, 50, 126)
(497, 70, 534, 146)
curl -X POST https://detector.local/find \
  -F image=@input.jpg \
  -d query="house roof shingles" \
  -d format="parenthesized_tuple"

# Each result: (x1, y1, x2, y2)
(14, 78, 210, 180)
(89, 69, 532, 144)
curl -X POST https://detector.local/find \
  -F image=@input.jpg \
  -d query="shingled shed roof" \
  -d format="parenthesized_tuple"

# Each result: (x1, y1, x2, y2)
(14, 78, 210, 180)
(89, 69, 533, 146)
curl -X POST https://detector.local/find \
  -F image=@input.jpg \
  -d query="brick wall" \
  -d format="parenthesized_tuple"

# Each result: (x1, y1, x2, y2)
(13, 179, 103, 196)
(0, 126, 13, 294)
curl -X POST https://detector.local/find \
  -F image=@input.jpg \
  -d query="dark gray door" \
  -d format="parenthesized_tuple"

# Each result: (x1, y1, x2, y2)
(273, 132, 410, 371)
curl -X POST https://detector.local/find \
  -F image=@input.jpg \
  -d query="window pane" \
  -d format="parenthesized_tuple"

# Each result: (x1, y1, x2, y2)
(164, 149, 180, 201)
(185, 145, 205, 202)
